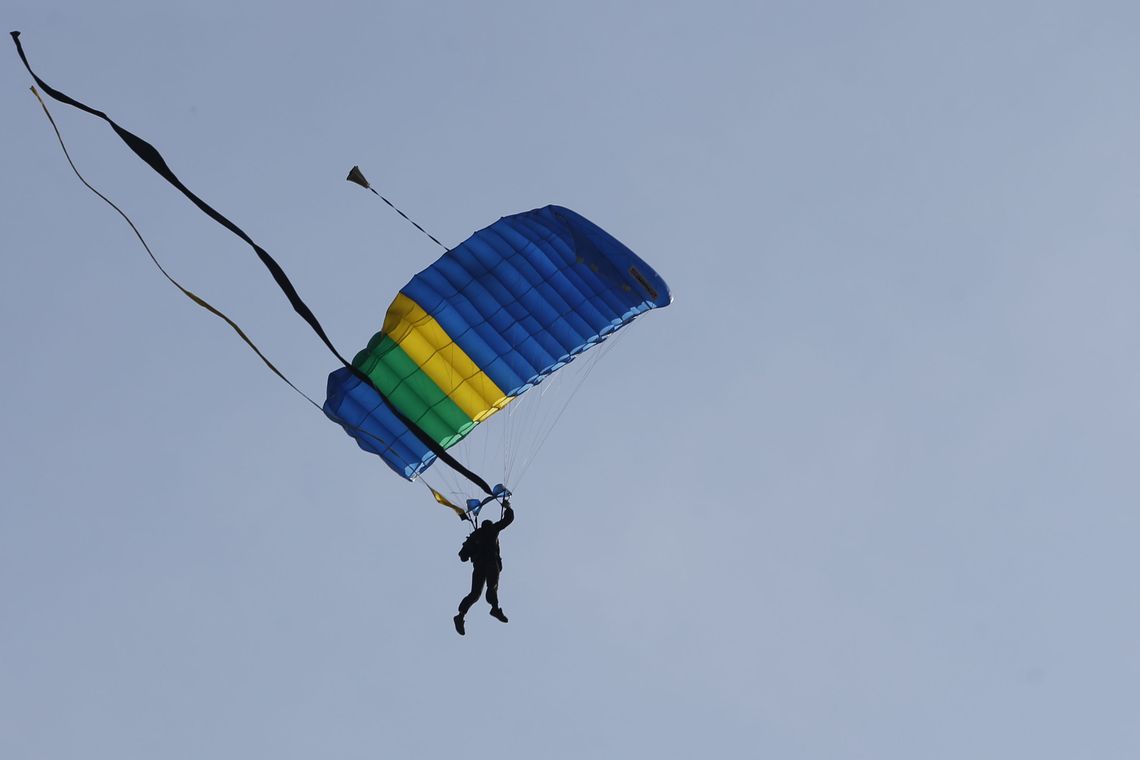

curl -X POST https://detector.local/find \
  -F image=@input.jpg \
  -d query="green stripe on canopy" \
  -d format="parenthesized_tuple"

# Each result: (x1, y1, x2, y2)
(352, 336, 476, 447)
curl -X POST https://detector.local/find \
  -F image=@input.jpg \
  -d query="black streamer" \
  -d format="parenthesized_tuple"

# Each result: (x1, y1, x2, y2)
(11, 31, 493, 496)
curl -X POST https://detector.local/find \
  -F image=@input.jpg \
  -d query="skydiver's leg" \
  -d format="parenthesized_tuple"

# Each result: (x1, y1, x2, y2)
(485, 566, 507, 622)
(458, 567, 487, 617)
(484, 566, 500, 609)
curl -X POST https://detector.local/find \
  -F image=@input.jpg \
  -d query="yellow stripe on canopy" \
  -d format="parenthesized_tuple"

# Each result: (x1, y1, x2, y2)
(383, 293, 512, 422)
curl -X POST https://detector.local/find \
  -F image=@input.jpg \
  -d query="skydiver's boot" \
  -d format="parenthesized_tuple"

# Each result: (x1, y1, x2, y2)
(453, 614, 465, 635)
(490, 607, 508, 623)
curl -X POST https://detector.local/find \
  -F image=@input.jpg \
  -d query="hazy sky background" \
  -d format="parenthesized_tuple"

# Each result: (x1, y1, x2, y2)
(3, 2, 1139, 758)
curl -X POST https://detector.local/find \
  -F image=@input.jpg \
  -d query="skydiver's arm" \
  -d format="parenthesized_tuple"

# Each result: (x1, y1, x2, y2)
(495, 505, 515, 531)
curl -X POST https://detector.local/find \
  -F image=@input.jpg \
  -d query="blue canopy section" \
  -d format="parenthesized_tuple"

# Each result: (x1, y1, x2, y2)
(324, 367, 435, 478)
(324, 204, 672, 480)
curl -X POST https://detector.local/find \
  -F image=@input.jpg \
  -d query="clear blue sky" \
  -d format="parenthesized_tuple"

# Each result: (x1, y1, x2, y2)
(3, 2, 1139, 758)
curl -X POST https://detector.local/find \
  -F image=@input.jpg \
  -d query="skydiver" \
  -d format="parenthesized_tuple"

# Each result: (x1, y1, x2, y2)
(453, 500, 514, 635)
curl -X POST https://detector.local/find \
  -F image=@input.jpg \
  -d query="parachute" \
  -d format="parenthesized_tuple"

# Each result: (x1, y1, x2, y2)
(323, 204, 672, 483)
(12, 32, 673, 515)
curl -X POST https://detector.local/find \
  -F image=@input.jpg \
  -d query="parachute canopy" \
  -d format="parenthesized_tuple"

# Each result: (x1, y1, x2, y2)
(323, 205, 671, 480)
(10, 33, 672, 503)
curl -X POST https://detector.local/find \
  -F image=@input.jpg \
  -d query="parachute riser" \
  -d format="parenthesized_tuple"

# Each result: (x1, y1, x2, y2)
(463, 484, 512, 527)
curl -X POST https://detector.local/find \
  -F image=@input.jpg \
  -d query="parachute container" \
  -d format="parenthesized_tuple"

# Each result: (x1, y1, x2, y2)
(323, 205, 671, 479)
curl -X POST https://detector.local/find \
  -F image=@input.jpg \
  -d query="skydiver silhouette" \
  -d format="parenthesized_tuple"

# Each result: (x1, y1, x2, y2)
(453, 501, 514, 635)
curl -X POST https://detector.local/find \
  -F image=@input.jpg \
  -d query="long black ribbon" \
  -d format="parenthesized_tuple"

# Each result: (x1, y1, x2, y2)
(11, 31, 493, 496)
